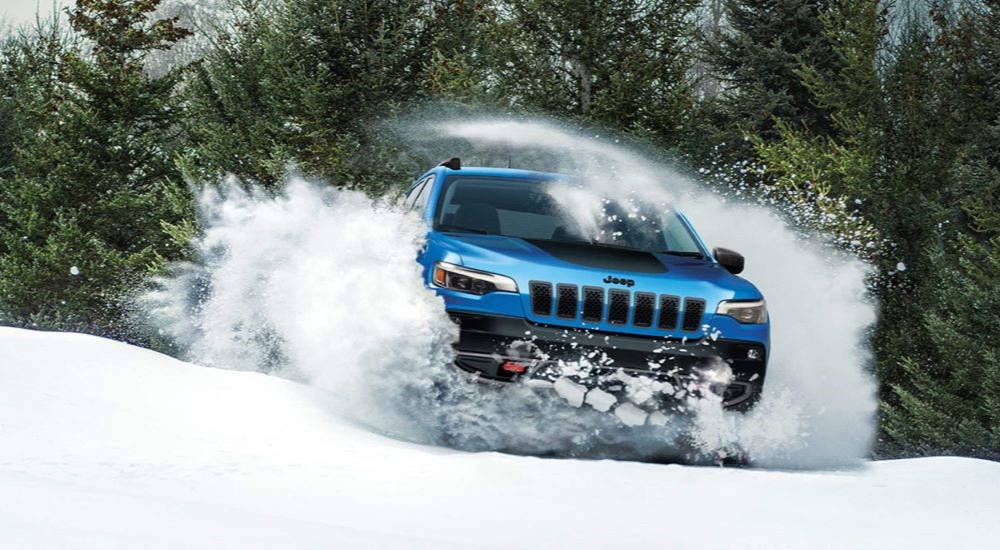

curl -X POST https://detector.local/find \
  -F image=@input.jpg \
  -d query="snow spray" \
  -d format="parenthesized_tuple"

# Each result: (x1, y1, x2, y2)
(140, 119, 877, 468)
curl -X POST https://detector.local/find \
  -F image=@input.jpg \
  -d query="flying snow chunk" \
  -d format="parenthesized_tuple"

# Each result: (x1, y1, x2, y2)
(648, 411, 669, 427)
(615, 403, 648, 427)
(553, 378, 587, 408)
(585, 388, 617, 412)
(69, 266, 80, 276)
(896, 262, 907, 272)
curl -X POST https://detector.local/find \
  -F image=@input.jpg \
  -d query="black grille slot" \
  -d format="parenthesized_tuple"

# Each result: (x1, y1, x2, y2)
(607, 290, 630, 325)
(658, 295, 680, 329)
(632, 292, 655, 327)
(530, 281, 553, 316)
(556, 284, 578, 319)
(582, 286, 604, 322)
(682, 298, 706, 331)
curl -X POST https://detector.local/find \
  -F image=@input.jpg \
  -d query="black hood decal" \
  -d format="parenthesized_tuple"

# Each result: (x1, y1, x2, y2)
(525, 239, 669, 274)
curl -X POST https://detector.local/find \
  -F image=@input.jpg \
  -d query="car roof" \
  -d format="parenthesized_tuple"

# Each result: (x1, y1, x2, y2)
(414, 165, 570, 183)
(441, 166, 565, 178)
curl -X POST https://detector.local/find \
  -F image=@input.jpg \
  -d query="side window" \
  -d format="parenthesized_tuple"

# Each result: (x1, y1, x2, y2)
(405, 179, 427, 209)
(414, 176, 434, 213)
(407, 176, 434, 212)
(661, 211, 702, 254)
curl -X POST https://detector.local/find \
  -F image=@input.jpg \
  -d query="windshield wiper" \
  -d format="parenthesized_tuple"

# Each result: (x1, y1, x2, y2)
(586, 240, 644, 252)
(658, 250, 705, 258)
(436, 224, 491, 235)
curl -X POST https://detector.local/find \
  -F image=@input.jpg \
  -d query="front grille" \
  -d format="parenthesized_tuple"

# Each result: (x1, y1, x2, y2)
(658, 295, 680, 329)
(529, 281, 706, 333)
(556, 284, 578, 319)
(633, 292, 655, 327)
(682, 298, 706, 331)
(530, 281, 553, 316)
(582, 286, 604, 322)
(607, 290, 630, 325)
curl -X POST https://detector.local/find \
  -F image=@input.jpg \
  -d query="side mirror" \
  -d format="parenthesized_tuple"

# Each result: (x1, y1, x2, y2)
(713, 247, 744, 275)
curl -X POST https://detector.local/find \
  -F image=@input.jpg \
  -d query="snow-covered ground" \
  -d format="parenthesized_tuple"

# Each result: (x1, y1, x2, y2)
(2, 327, 998, 549)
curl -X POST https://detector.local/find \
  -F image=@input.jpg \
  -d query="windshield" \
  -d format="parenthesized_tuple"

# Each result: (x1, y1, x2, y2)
(433, 176, 704, 256)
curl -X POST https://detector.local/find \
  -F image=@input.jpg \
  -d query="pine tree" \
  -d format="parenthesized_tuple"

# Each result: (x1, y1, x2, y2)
(0, 0, 193, 338)
(739, 0, 885, 257)
(882, 232, 1000, 459)
(184, 0, 432, 190)
(0, 39, 18, 176)
(879, 0, 1000, 458)
(493, 0, 697, 145)
(691, 0, 839, 171)
(423, 0, 503, 100)
(0, 21, 69, 183)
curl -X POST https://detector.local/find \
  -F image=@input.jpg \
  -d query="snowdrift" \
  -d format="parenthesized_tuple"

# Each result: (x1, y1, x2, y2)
(1, 327, 998, 549)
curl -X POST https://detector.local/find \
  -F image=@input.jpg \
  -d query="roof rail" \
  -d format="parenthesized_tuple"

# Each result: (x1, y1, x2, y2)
(438, 157, 461, 170)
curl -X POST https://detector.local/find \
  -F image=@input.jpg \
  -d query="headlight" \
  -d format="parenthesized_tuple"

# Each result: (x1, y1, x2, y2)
(716, 299, 767, 324)
(432, 262, 518, 295)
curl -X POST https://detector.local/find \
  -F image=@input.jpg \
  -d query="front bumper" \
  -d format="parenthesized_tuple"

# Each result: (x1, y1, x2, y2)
(448, 311, 767, 410)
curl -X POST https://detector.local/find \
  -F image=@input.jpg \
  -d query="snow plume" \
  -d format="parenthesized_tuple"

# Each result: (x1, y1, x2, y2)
(141, 119, 876, 468)
(140, 180, 458, 434)
(425, 118, 878, 467)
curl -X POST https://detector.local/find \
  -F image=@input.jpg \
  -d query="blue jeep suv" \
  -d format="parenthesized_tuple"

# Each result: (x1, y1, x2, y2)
(407, 159, 769, 410)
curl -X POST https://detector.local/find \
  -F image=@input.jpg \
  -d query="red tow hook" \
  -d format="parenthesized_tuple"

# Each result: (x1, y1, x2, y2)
(501, 361, 529, 374)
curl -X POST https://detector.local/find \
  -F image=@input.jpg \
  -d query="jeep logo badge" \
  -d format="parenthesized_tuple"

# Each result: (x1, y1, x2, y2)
(604, 275, 635, 287)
